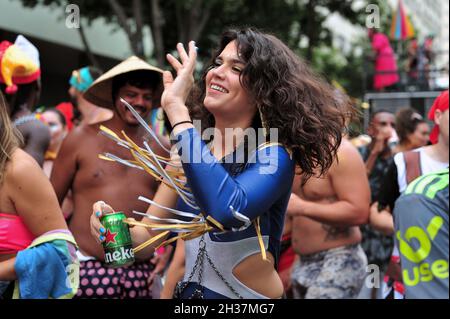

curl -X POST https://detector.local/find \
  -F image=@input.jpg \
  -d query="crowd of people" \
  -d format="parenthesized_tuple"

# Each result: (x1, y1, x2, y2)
(368, 29, 439, 92)
(0, 29, 448, 300)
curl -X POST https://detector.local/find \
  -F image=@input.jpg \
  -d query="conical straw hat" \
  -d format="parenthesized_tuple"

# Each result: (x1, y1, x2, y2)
(84, 56, 163, 109)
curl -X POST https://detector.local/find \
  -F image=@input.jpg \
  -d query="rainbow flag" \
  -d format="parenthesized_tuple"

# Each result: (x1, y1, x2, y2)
(390, 0, 415, 40)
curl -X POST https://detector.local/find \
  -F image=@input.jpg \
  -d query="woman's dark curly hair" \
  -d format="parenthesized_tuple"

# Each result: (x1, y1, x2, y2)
(395, 108, 426, 144)
(188, 28, 346, 180)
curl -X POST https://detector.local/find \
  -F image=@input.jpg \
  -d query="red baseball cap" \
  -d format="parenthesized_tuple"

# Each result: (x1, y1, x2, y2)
(428, 90, 449, 144)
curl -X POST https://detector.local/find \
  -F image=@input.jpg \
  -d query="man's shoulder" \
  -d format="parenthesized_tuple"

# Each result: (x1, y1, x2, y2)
(329, 139, 365, 173)
(73, 122, 102, 135)
(339, 139, 361, 156)
(59, 123, 104, 158)
(395, 169, 449, 221)
(16, 115, 49, 137)
(65, 123, 102, 143)
(404, 169, 449, 200)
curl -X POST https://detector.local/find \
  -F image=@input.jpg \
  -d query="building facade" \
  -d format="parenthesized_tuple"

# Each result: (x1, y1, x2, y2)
(0, 0, 153, 106)
(388, 0, 449, 86)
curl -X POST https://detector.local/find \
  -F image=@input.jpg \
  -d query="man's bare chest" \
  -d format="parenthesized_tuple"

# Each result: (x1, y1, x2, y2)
(73, 138, 157, 190)
(299, 176, 336, 201)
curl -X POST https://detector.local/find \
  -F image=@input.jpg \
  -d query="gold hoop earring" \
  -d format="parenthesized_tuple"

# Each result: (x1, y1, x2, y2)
(258, 107, 268, 137)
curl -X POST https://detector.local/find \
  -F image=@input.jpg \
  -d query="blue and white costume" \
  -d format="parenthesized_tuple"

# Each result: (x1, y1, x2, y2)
(98, 100, 295, 299)
(173, 128, 295, 299)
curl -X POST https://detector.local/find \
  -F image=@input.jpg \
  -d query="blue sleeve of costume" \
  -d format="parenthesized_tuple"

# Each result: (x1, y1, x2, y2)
(14, 240, 77, 299)
(176, 128, 295, 229)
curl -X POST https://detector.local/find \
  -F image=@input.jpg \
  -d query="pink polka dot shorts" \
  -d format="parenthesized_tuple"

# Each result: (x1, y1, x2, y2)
(74, 260, 155, 299)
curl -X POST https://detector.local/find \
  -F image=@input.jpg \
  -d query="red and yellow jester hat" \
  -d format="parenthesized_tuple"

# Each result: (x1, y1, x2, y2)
(0, 35, 40, 94)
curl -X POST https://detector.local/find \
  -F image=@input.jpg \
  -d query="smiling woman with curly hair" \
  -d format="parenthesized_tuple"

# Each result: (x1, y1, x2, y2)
(190, 29, 346, 180)
(90, 28, 348, 299)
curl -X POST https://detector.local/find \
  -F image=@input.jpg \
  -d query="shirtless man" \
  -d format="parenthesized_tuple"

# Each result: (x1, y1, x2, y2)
(51, 57, 169, 299)
(288, 138, 370, 299)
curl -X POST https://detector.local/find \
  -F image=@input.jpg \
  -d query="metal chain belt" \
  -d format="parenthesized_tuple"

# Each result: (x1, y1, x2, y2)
(175, 235, 243, 299)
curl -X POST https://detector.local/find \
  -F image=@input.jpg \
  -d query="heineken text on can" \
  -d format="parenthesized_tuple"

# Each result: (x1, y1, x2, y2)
(100, 212, 135, 267)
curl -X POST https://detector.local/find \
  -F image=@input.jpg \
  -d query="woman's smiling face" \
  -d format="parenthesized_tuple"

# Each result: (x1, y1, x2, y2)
(204, 41, 255, 119)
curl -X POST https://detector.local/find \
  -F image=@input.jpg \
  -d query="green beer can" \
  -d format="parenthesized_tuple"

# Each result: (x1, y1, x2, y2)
(100, 212, 135, 268)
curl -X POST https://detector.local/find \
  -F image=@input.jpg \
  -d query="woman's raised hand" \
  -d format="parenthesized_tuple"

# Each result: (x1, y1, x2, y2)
(161, 41, 197, 121)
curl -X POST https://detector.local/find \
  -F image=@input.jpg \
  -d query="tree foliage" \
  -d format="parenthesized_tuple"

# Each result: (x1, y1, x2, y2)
(18, 0, 394, 97)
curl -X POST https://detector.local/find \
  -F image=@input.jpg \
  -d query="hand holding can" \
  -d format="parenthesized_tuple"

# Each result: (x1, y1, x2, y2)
(91, 201, 114, 244)
(91, 201, 135, 268)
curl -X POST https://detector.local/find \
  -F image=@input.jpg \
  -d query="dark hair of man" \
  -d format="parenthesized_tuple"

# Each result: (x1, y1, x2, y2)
(111, 70, 161, 104)
(369, 109, 392, 123)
